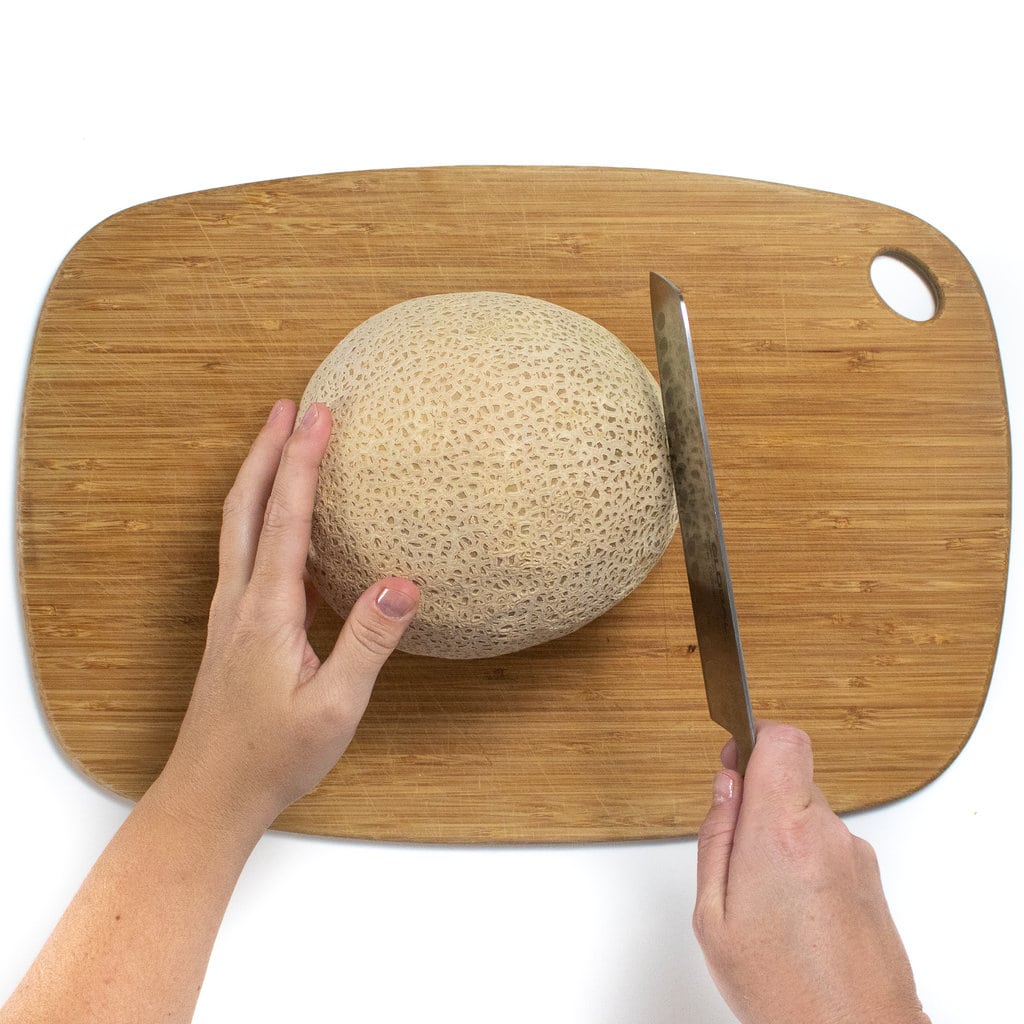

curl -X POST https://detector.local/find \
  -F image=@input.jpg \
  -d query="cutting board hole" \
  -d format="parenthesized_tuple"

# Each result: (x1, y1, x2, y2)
(870, 251, 939, 322)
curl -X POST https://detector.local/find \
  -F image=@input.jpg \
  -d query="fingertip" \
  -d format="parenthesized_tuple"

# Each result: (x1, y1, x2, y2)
(265, 397, 296, 429)
(695, 767, 744, 922)
(325, 578, 420, 687)
(296, 401, 332, 436)
(372, 577, 421, 621)
(713, 768, 740, 806)
(720, 737, 738, 771)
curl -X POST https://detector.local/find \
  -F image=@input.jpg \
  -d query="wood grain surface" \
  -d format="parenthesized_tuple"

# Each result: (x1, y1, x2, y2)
(17, 166, 1010, 843)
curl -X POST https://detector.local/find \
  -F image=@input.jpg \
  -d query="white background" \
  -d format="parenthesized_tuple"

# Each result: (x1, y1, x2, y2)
(2, 2, 1020, 1021)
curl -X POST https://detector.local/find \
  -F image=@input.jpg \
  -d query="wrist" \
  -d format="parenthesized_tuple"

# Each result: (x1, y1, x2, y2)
(148, 755, 271, 853)
(829, 1005, 930, 1024)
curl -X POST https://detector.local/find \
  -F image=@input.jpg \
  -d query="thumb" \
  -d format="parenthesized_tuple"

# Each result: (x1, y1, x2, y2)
(694, 769, 743, 934)
(320, 577, 420, 714)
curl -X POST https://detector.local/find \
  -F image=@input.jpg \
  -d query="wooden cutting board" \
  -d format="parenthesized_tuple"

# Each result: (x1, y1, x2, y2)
(17, 166, 1009, 843)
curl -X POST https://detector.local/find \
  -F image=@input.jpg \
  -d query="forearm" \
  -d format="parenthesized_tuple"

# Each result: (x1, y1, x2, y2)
(1, 771, 262, 1024)
(3, 402, 417, 1023)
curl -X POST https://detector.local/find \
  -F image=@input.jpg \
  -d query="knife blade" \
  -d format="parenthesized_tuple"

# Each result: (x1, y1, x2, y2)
(650, 272, 756, 774)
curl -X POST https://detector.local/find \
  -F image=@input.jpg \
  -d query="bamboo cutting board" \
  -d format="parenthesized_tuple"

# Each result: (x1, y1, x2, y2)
(18, 166, 1009, 843)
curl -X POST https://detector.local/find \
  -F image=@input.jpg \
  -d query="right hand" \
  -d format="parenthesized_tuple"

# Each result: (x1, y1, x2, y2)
(693, 721, 931, 1024)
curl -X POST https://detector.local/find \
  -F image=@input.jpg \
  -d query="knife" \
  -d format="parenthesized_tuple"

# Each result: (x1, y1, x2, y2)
(649, 272, 756, 774)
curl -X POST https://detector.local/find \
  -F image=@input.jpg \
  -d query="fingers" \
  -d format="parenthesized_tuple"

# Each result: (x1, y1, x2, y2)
(694, 768, 744, 933)
(303, 575, 322, 632)
(742, 721, 818, 819)
(250, 403, 332, 612)
(720, 737, 738, 771)
(217, 400, 297, 599)
(316, 577, 420, 726)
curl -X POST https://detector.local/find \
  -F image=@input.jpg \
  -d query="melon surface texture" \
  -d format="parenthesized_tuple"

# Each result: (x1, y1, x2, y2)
(301, 291, 677, 658)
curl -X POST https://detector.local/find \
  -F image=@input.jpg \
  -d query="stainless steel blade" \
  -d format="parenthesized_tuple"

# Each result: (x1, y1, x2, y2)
(650, 272, 756, 773)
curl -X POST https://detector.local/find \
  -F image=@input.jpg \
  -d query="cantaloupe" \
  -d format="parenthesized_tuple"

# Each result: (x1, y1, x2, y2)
(300, 291, 676, 658)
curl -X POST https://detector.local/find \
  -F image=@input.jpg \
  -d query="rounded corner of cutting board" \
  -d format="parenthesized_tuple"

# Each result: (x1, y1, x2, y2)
(17, 165, 1011, 843)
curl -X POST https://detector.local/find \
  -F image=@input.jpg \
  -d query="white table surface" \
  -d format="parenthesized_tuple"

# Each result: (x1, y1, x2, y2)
(3, 3, 1020, 1021)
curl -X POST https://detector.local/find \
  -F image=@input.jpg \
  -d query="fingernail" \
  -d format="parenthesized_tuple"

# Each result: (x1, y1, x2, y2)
(266, 400, 286, 425)
(376, 586, 416, 620)
(298, 403, 319, 431)
(712, 771, 735, 805)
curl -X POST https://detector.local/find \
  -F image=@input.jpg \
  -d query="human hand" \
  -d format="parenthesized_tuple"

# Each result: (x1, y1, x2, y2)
(693, 722, 930, 1024)
(160, 399, 420, 835)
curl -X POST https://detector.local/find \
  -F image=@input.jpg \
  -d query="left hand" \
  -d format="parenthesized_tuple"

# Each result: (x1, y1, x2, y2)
(161, 399, 419, 834)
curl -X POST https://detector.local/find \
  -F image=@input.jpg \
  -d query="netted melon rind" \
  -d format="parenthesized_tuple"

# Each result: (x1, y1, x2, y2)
(300, 291, 677, 659)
